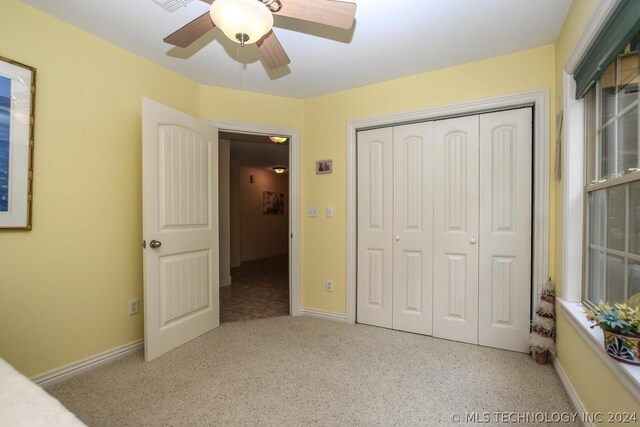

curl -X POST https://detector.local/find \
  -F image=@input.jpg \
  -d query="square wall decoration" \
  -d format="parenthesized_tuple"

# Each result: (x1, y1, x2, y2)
(0, 55, 36, 230)
(316, 159, 332, 174)
(263, 191, 284, 215)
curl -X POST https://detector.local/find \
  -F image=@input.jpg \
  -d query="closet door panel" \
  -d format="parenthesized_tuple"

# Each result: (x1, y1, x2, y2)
(433, 116, 480, 344)
(357, 128, 394, 328)
(478, 108, 532, 352)
(392, 122, 434, 335)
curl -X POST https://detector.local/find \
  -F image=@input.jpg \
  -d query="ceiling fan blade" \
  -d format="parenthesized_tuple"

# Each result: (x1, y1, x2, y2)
(164, 12, 215, 48)
(257, 31, 291, 69)
(274, 0, 356, 30)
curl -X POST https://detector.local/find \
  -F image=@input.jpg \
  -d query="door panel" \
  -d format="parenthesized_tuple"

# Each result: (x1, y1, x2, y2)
(478, 108, 532, 352)
(159, 126, 209, 228)
(392, 122, 434, 335)
(143, 98, 219, 362)
(433, 116, 480, 345)
(357, 128, 393, 328)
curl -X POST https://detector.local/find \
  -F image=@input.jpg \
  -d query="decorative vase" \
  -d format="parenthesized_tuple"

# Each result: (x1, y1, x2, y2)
(603, 330, 640, 366)
(534, 349, 549, 365)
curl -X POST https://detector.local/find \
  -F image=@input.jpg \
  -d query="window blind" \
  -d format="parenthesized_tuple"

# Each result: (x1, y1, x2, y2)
(574, 0, 640, 99)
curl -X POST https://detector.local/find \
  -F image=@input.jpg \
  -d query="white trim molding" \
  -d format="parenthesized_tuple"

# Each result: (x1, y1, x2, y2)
(557, 299, 640, 400)
(207, 119, 301, 317)
(299, 307, 347, 323)
(346, 89, 550, 325)
(564, 0, 620, 75)
(553, 357, 595, 427)
(562, 72, 585, 302)
(32, 340, 144, 388)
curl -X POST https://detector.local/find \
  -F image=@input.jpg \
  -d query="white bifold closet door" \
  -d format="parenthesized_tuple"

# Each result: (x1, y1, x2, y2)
(357, 127, 394, 328)
(432, 109, 532, 350)
(392, 123, 434, 335)
(357, 108, 531, 353)
(357, 123, 434, 334)
(432, 115, 480, 345)
(478, 108, 532, 352)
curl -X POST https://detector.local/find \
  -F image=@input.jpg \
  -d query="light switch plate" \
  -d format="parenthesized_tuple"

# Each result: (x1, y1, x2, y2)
(308, 206, 319, 217)
(326, 206, 334, 218)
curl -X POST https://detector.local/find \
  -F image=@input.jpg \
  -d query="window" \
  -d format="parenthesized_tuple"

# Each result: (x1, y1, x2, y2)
(584, 33, 640, 308)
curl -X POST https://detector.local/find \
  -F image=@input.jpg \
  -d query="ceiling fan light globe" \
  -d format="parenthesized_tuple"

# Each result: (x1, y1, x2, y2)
(210, 0, 273, 45)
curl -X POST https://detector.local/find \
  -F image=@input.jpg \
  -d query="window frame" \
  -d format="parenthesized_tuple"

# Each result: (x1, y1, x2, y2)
(582, 54, 640, 308)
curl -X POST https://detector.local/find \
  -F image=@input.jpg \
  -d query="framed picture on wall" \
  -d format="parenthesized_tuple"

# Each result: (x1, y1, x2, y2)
(316, 159, 332, 174)
(263, 191, 285, 215)
(0, 56, 36, 230)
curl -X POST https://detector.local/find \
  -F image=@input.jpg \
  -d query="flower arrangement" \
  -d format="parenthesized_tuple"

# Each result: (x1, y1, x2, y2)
(584, 302, 640, 334)
(585, 302, 640, 365)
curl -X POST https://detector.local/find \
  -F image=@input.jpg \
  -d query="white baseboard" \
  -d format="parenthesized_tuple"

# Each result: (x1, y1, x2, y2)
(553, 357, 592, 427)
(32, 339, 144, 388)
(299, 307, 347, 323)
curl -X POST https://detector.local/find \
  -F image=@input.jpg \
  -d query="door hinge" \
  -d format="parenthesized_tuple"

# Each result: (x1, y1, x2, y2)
(142, 240, 146, 249)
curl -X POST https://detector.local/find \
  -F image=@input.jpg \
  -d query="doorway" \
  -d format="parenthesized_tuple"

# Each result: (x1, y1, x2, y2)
(218, 131, 293, 322)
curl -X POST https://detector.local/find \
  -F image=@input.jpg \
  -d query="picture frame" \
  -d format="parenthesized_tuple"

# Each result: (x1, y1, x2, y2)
(0, 56, 36, 230)
(316, 159, 333, 174)
(263, 191, 285, 215)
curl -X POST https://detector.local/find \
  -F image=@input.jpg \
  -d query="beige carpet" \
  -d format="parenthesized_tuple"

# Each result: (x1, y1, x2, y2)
(47, 317, 575, 426)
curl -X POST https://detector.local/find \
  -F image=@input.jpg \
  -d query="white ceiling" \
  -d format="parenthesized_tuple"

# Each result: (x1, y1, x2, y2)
(21, 0, 572, 99)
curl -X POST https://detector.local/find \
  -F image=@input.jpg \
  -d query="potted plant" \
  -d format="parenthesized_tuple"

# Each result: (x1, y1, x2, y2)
(529, 280, 556, 364)
(585, 302, 640, 365)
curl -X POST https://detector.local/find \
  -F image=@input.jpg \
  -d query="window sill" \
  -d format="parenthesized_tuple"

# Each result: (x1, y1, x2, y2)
(557, 298, 640, 400)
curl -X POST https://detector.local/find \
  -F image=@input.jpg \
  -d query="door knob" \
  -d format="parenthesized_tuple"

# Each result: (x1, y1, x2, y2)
(395, 235, 401, 241)
(149, 240, 162, 249)
(469, 238, 477, 244)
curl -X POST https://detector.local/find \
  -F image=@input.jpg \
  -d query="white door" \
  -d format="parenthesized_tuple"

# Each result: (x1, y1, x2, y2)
(392, 123, 434, 335)
(142, 98, 219, 361)
(478, 108, 532, 352)
(357, 127, 393, 328)
(433, 115, 480, 345)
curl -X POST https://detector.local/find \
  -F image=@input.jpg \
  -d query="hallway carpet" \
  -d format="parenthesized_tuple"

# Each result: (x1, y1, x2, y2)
(220, 255, 289, 323)
(47, 317, 576, 426)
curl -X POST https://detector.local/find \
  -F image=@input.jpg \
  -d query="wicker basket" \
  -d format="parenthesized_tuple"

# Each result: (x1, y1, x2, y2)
(534, 350, 549, 365)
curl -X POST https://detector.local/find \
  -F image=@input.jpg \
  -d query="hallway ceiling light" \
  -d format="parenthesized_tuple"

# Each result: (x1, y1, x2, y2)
(272, 166, 287, 174)
(269, 136, 288, 143)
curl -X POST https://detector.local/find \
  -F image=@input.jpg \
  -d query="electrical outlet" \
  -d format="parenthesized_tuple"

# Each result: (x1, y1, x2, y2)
(308, 206, 319, 217)
(326, 280, 334, 292)
(128, 299, 139, 316)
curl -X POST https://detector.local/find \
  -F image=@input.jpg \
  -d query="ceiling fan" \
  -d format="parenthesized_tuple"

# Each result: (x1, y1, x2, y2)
(163, 0, 357, 69)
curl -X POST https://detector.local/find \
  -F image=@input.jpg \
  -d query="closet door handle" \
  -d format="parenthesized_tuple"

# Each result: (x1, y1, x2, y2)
(395, 235, 401, 241)
(469, 238, 477, 244)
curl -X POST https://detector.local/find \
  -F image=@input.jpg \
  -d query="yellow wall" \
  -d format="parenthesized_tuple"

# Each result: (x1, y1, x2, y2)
(302, 45, 556, 313)
(554, 0, 639, 415)
(3, 2, 636, 414)
(0, 0, 302, 377)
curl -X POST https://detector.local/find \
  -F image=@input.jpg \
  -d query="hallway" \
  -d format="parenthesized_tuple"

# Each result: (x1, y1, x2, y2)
(220, 254, 289, 323)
